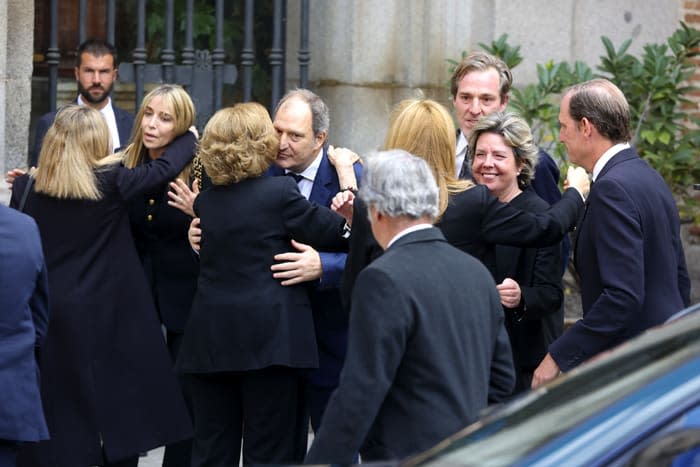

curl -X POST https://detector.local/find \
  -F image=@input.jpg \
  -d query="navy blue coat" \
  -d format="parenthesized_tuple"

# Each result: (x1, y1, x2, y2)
(268, 150, 363, 389)
(550, 147, 691, 371)
(0, 205, 49, 442)
(30, 102, 133, 167)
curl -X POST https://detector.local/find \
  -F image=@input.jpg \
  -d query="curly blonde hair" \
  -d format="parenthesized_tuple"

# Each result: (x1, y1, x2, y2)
(198, 102, 279, 185)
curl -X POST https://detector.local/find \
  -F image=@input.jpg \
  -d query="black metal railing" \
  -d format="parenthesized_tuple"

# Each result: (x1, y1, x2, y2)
(38, 0, 310, 124)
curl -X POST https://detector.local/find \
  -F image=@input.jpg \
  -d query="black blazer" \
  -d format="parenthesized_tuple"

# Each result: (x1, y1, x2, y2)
(341, 185, 584, 308)
(550, 147, 691, 371)
(129, 179, 199, 333)
(305, 228, 514, 464)
(494, 188, 563, 389)
(176, 176, 348, 374)
(31, 102, 134, 167)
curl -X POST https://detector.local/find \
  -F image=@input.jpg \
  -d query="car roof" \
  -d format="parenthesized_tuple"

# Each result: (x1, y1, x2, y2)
(405, 303, 700, 467)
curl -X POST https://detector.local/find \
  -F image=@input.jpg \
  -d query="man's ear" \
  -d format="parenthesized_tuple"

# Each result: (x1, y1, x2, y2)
(315, 131, 328, 151)
(580, 117, 594, 137)
(500, 93, 510, 110)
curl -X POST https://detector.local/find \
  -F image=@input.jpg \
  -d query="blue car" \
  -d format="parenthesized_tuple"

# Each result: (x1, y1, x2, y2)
(405, 302, 700, 467)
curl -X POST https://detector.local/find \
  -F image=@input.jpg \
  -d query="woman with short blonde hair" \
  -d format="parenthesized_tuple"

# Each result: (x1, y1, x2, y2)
(198, 102, 279, 185)
(176, 102, 347, 466)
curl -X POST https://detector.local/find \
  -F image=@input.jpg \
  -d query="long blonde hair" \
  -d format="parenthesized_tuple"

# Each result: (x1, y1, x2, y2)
(34, 105, 122, 200)
(121, 84, 196, 181)
(383, 98, 473, 217)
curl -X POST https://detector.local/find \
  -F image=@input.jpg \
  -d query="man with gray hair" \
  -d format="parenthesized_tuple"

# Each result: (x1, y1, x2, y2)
(305, 150, 514, 464)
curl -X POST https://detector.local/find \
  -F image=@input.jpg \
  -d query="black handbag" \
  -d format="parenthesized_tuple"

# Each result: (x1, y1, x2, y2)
(17, 176, 35, 212)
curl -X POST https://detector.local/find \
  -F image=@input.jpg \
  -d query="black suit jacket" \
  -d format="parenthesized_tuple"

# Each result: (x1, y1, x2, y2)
(31, 101, 134, 167)
(305, 228, 514, 464)
(176, 176, 348, 373)
(494, 188, 563, 390)
(550, 147, 691, 371)
(341, 184, 583, 309)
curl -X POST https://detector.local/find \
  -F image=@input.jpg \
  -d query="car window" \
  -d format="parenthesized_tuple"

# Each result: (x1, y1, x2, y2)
(415, 344, 700, 467)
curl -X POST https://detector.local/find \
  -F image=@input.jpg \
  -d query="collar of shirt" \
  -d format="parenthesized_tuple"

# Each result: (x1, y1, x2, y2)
(285, 148, 324, 199)
(387, 223, 433, 249)
(77, 95, 121, 152)
(592, 142, 631, 182)
(455, 130, 469, 178)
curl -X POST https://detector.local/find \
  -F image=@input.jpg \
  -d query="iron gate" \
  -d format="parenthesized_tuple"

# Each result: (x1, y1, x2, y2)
(39, 0, 312, 129)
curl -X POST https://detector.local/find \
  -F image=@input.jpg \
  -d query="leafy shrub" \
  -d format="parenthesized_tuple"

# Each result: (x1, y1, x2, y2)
(453, 24, 700, 221)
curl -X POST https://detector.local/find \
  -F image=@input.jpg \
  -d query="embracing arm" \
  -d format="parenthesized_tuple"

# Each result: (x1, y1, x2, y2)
(116, 131, 197, 200)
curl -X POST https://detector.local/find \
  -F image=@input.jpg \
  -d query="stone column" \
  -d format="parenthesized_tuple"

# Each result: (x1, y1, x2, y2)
(0, 0, 34, 204)
(286, 0, 478, 156)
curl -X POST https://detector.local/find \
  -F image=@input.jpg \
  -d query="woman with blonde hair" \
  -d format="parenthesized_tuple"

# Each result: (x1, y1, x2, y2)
(176, 102, 348, 466)
(121, 84, 199, 467)
(10, 104, 195, 467)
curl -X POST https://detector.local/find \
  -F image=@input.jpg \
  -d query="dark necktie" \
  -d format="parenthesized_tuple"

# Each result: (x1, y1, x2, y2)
(286, 172, 304, 183)
(458, 147, 472, 180)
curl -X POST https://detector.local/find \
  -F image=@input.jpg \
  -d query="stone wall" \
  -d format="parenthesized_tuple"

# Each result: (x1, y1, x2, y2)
(0, 0, 34, 204)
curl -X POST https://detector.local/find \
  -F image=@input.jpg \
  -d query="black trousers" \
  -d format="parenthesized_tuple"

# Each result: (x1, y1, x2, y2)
(0, 441, 19, 467)
(187, 366, 306, 467)
(162, 330, 193, 467)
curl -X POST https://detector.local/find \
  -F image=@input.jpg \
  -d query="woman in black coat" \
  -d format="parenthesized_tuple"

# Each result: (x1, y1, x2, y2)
(176, 103, 348, 466)
(333, 99, 588, 332)
(469, 112, 564, 393)
(10, 105, 194, 467)
(124, 84, 199, 467)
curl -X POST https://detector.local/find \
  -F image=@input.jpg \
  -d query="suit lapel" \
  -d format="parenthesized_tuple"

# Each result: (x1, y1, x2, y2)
(309, 148, 336, 205)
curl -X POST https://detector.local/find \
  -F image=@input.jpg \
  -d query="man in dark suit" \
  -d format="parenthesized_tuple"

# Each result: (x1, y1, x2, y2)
(0, 204, 49, 467)
(30, 39, 133, 167)
(305, 150, 515, 464)
(267, 89, 362, 446)
(532, 79, 691, 387)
